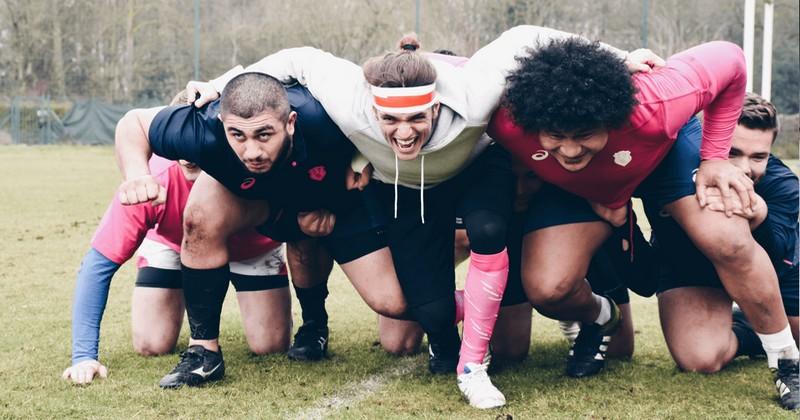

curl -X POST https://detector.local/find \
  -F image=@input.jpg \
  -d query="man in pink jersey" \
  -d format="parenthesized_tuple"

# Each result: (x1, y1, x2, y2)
(62, 156, 291, 385)
(488, 38, 798, 409)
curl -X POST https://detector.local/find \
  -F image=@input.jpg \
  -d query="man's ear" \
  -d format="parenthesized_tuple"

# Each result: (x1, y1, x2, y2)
(431, 102, 441, 120)
(285, 111, 298, 136)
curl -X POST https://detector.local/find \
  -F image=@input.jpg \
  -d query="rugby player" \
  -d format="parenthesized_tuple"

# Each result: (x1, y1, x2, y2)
(115, 75, 408, 388)
(488, 38, 799, 409)
(62, 155, 290, 385)
(186, 27, 660, 408)
(643, 93, 798, 409)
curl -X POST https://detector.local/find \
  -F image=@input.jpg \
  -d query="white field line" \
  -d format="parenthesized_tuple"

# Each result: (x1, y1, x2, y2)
(287, 357, 419, 420)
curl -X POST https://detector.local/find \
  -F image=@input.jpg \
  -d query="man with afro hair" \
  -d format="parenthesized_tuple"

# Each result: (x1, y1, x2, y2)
(488, 38, 799, 410)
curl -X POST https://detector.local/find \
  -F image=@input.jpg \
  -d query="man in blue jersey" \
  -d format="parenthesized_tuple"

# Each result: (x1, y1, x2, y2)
(647, 93, 798, 410)
(113, 73, 406, 388)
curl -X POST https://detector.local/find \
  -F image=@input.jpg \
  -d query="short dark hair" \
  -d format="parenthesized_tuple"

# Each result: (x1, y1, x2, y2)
(739, 92, 779, 142)
(432, 49, 457, 56)
(504, 37, 637, 134)
(221, 72, 290, 121)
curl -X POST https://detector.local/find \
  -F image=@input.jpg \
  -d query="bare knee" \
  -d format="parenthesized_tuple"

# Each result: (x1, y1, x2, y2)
(381, 335, 421, 356)
(372, 301, 408, 319)
(133, 336, 175, 356)
(674, 348, 729, 373)
(249, 337, 290, 355)
(527, 274, 578, 308)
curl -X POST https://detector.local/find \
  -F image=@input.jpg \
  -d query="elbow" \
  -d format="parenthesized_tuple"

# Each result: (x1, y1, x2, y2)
(707, 41, 746, 76)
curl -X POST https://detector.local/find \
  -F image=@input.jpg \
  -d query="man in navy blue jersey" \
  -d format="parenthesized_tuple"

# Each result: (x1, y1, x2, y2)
(645, 93, 798, 410)
(112, 73, 406, 388)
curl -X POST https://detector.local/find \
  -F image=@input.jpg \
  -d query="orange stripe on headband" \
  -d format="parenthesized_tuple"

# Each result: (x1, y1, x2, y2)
(373, 92, 435, 109)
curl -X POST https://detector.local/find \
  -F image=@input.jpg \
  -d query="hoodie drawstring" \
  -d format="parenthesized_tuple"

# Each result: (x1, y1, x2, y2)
(394, 154, 399, 220)
(420, 155, 425, 224)
(392, 154, 426, 224)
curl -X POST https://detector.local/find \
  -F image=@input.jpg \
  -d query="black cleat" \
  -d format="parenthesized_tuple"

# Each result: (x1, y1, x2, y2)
(775, 358, 800, 410)
(159, 345, 224, 389)
(428, 342, 459, 374)
(566, 298, 621, 378)
(287, 322, 329, 361)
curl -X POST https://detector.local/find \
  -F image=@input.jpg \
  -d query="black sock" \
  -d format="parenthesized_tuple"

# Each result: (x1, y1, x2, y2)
(732, 309, 766, 358)
(181, 264, 230, 340)
(294, 283, 329, 326)
(411, 297, 460, 354)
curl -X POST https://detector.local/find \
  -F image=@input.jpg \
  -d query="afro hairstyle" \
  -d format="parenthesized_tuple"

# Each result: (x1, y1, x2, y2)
(504, 37, 637, 134)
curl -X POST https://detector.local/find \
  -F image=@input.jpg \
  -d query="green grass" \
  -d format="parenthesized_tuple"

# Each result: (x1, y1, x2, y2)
(0, 146, 795, 419)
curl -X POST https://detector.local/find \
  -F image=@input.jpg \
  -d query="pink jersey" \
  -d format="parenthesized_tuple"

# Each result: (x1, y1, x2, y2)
(488, 41, 746, 209)
(91, 155, 281, 264)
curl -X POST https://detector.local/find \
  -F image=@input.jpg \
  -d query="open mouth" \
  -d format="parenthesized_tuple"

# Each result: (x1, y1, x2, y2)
(393, 136, 418, 151)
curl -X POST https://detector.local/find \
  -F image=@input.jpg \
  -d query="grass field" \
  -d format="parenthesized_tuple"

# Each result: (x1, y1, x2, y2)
(0, 145, 796, 419)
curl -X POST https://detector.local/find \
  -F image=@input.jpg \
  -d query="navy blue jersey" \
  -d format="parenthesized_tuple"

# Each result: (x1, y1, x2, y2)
(646, 141, 799, 313)
(752, 156, 799, 284)
(148, 85, 357, 216)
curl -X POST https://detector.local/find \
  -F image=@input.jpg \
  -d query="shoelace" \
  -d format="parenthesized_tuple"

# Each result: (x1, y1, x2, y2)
(779, 362, 800, 387)
(174, 350, 203, 371)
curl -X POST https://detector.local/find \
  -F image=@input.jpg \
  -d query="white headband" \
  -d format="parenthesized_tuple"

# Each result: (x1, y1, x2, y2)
(371, 83, 437, 114)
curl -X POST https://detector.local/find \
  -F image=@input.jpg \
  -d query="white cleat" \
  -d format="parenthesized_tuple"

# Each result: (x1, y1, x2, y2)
(457, 362, 506, 409)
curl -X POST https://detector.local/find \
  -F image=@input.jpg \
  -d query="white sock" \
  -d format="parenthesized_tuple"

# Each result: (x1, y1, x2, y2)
(593, 294, 611, 326)
(757, 325, 800, 369)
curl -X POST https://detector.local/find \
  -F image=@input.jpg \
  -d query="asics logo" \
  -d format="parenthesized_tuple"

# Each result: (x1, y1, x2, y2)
(191, 363, 221, 379)
(241, 177, 256, 190)
(691, 168, 698, 182)
(531, 150, 549, 161)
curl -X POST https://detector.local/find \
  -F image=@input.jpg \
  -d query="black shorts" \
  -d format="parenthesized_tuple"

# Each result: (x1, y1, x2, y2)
(363, 144, 515, 307)
(135, 266, 289, 291)
(500, 208, 635, 307)
(256, 188, 388, 265)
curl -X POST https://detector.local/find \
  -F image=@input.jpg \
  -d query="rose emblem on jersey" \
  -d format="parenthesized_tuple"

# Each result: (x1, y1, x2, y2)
(240, 177, 256, 190)
(613, 150, 632, 167)
(308, 165, 327, 182)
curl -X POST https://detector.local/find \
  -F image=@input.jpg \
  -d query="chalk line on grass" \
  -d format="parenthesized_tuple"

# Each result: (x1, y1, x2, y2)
(287, 356, 419, 420)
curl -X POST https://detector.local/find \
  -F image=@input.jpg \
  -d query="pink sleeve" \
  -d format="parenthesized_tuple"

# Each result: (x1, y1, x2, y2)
(90, 197, 158, 265)
(667, 41, 746, 160)
(424, 52, 469, 68)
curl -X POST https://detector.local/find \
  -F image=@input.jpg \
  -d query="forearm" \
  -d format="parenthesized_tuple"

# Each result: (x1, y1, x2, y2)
(674, 42, 746, 160)
(114, 108, 163, 180)
(71, 248, 120, 364)
(748, 195, 769, 231)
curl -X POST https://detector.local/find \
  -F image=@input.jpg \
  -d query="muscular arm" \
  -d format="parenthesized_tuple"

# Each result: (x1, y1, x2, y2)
(114, 107, 167, 205)
(207, 48, 366, 134)
(664, 42, 747, 161)
(114, 107, 164, 180)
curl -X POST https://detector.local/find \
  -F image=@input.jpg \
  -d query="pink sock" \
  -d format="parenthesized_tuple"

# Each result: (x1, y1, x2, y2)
(454, 289, 465, 324)
(457, 249, 509, 374)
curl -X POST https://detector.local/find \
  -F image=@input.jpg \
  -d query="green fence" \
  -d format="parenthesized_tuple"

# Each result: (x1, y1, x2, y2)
(0, 97, 139, 145)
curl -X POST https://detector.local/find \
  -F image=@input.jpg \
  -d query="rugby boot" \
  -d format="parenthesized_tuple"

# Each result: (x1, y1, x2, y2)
(287, 321, 329, 361)
(457, 362, 506, 409)
(428, 341, 459, 374)
(775, 358, 800, 410)
(159, 345, 224, 388)
(566, 298, 621, 378)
